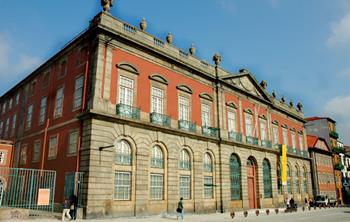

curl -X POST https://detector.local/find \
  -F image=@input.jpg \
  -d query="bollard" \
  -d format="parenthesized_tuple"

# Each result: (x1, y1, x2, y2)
(255, 210, 259, 216)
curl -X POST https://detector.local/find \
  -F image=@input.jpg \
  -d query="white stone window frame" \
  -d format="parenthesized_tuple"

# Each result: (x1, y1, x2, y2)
(298, 133, 304, 151)
(151, 86, 165, 114)
(150, 173, 164, 200)
(203, 151, 215, 199)
(227, 108, 237, 133)
(4, 118, 10, 137)
(115, 140, 132, 165)
(0, 151, 6, 165)
(117, 63, 139, 107)
(204, 176, 214, 199)
(282, 125, 288, 146)
(244, 110, 254, 137)
(259, 117, 268, 141)
(290, 129, 296, 149)
(201, 103, 212, 127)
(178, 95, 191, 121)
(54, 86, 64, 118)
(151, 145, 164, 168)
(114, 171, 131, 200)
(73, 75, 84, 110)
(179, 175, 191, 200)
(118, 75, 135, 106)
(272, 122, 279, 146)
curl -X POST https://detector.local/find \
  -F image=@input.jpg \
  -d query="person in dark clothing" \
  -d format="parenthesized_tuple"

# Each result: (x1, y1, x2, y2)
(290, 198, 295, 208)
(176, 197, 184, 221)
(69, 194, 78, 220)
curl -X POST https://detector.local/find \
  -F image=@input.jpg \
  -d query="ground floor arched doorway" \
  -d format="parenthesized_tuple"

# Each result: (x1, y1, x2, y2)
(247, 157, 258, 209)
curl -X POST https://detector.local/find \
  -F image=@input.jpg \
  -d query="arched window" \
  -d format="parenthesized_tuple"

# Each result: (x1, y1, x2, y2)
(277, 163, 282, 194)
(303, 166, 308, 193)
(294, 166, 300, 193)
(179, 149, 191, 170)
(263, 159, 272, 198)
(203, 152, 214, 199)
(287, 165, 291, 193)
(151, 145, 163, 168)
(230, 154, 241, 200)
(203, 153, 213, 172)
(115, 140, 132, 165)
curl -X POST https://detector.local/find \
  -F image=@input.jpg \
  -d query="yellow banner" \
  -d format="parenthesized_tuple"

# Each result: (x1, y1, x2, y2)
(281, 144, 287, 185)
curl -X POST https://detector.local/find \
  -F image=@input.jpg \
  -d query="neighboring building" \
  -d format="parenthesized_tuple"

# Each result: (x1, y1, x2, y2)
(307, 135, 336, 198)
(0, 8, 312, 218)
(340, 145, 350, 204)
(305, 117, 339, 150)
(0, 140, 14, 205)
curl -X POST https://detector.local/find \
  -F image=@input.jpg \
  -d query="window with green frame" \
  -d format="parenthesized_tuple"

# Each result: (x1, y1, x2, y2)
(263, 159, 272, 198)
(303, 167, 308, 193)
(287, 165, 292, 193)
(230, 154, 241, 200)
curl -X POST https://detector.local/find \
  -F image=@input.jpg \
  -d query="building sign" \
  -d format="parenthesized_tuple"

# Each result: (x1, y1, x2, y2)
(37, 189, 50, 205)
(282, 144, 287, 185)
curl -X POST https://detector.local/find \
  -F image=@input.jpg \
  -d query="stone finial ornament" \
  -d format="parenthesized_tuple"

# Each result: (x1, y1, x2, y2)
(260, 80, 267, 89)
(281, 96, 285, 103)
(140, 18, 147, 31)
(272, 90, 276, 98)
(189, 44, 196, 55)
(101, 0, 114, 12)
(297, 102, 303, 111)
(239, 68, 249, 73)
(213, 53, 222, 66)
(289, 100, 294, 107)
(166, 33, 173, 44)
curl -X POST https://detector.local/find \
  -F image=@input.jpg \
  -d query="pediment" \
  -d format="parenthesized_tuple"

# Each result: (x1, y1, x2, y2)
(222, 73, 271, 102)
(315, 139, 330, 152)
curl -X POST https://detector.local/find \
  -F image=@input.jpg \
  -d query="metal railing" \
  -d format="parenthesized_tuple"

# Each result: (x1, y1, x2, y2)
(150, 112, 171, 127)
(246, 136, 259, 145)
(228, 131, 242, 142)
(202, 126, 219, 137)
(116, 103, 140, 120)
(178, 120, 196, 132)
(0, 167, 56, 216)
(261, 140, 272, 148)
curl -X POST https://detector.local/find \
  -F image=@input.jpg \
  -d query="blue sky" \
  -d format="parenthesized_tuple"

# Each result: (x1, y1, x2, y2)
(0, 0, 349, 144)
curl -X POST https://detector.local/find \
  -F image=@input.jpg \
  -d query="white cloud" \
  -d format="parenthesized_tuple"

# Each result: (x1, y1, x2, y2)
(0, 32, 41, 86)
(327, 14, 350, 48)
(323, 95, 350, 144)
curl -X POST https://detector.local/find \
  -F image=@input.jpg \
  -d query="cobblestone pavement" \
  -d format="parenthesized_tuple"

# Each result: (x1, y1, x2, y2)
(3, 207, 350, 222)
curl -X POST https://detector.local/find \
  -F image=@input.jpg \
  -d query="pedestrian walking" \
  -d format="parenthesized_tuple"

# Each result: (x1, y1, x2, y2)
(69, 194, 78, 220)
(176, 197, 184, 221)
(61, 199, 71, 221)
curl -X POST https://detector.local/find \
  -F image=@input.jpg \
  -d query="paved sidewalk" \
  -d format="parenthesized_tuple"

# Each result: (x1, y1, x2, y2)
(2, 207, 349, 222)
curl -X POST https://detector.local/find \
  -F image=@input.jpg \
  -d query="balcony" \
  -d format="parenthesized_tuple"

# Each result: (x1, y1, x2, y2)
(202, 126, 219, 137)
(261, 140, 272, 148)
(116, 103, 140, 119)
(329, 131, 339, 139)
(332, 146, 344, 154)
(178, 120, 196, 133)
(246, 136, 259, 146)
(334, 163, 344, 171)
(150, 112, 171, 127)
(228, 131, 243, 142)
(287, 146, 296, 154)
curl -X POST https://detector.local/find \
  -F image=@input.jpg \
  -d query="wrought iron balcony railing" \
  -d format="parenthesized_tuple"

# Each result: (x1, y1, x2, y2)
(150, 112, 171, 127)
(178, 120, 196, 133)
(334, 163, 344, 171)
(116, 103, 140, 119)
(246, 136, 259, 146)
(332, 147, 344, 154)
(228, 131, 243, 142)
(261, 140, 272, 148)
(202, 126, 219, 137)
(329, 131, 339, 139)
